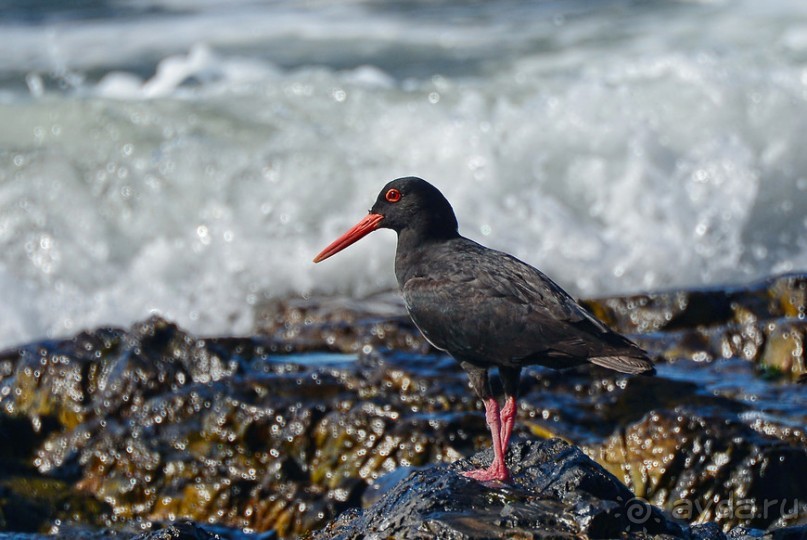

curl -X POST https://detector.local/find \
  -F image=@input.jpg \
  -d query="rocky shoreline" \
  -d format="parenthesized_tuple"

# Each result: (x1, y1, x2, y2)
(0, 273, 805, 538)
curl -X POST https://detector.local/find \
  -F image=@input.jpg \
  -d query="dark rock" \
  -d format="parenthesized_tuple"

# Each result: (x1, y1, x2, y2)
(692, 522, 728, 540)
(728, 525, 807, 540)
(130, 522, 226, 539)
(581, 274, 807, 381)
(253, 293, 426, 354)
(0, 520, 274, 539)
(767, 525, 807, 540)
(0, 274, 805, 538)
(312, 438, 684, 539)
(581, 273, 806, 335)
(589, 409, 807, 530)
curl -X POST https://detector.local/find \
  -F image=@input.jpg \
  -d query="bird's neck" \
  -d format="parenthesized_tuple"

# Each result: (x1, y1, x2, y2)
(396, 221, 458, 251)
(393, 224, 460, 286)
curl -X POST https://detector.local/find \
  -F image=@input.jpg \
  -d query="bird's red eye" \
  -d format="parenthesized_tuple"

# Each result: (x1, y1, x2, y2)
(385, 188, 402, 203)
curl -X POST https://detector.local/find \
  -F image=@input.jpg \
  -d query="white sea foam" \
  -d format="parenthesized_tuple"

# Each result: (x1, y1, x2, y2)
(0, 0, 806, 349)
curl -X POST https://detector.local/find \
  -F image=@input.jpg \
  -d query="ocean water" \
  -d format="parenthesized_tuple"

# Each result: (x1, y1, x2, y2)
(1, 0, 806, 349)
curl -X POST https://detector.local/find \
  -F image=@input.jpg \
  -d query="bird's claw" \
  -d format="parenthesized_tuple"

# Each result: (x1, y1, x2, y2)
(462, 466, 510, 483)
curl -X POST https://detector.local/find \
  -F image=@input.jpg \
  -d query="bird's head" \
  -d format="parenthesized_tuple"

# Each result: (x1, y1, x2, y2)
(313, 176, 458, 263)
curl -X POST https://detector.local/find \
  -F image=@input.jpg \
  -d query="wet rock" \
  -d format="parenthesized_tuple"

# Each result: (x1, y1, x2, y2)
(254, 293, 425, 354)
(0, 318, 489, 537)
(0, 473, 111, 533)
(691, 522, 728, 540)
(0, 274, 805, 538)
(317, 441, 807, 539)
(589, 409, 807, 531)
(758, 319, 806, 378)
(629, 317, 807, 380)
(581, 274, 807, 381)
(0, 317, 237, 438)
(0, 520, 272, 539)
(581, 273, 806, 335)
(312, 438, 683, 539)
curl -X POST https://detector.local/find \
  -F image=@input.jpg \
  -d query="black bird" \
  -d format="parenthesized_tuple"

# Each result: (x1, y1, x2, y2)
(314, 177, 655, 482)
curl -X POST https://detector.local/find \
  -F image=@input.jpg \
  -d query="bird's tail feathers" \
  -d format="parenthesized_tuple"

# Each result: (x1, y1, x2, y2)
(589, 355, 656, 375)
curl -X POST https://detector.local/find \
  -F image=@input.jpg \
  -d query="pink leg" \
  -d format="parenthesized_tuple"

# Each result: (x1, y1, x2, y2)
(462, 398, 510, 482)
(499, 396, 517, 454)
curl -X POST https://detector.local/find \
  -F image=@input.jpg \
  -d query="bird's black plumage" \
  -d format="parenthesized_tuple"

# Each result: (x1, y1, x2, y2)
(370, 177, 654, 376)
(314, 176, 655, 481)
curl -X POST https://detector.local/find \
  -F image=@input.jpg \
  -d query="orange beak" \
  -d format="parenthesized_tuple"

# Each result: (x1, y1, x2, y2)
(313, 213, 385, 263)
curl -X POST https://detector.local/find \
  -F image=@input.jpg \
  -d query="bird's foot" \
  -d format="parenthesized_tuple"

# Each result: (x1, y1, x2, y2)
(462, 465, 510, 483)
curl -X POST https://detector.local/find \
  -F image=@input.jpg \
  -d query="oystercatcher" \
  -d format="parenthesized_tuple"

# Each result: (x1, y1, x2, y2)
(314, 177, 655, 482)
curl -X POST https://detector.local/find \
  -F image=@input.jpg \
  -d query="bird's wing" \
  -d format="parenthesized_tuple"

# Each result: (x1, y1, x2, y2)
(402, 241, 648, 367)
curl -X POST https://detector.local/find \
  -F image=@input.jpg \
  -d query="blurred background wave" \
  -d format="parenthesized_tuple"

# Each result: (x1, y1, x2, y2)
(1, 0, 806, 348)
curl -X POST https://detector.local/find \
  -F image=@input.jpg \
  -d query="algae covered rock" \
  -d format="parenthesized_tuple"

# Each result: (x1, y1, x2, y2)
(0, 520, 270, 539)
(581, 273, 807, 334)
(589, 409, 807, 531)
(583, 274, 807, 380)
(316, 439, 807, 539)
(0, 317, 486, 537)
(313, 438, 683, 539)
(0, 273, 805, 538)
